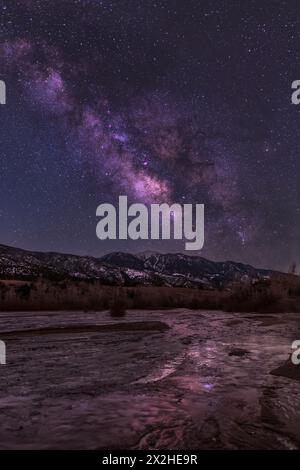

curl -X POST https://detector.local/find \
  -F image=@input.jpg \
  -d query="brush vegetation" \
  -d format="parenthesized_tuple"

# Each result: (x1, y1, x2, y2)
(0, 275, 299, 313)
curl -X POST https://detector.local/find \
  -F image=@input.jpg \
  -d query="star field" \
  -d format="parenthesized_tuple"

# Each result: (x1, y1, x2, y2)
(0, 0, 299, 271)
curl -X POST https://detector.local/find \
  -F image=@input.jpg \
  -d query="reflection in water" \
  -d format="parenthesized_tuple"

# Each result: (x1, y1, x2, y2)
(0, 309, 299, 449)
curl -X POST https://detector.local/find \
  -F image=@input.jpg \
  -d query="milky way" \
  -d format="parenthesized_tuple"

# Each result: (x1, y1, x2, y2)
(0, 1, 299, 270)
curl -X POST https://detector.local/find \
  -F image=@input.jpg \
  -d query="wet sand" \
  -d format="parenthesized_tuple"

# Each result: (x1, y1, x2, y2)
(0, 309, 299, 449)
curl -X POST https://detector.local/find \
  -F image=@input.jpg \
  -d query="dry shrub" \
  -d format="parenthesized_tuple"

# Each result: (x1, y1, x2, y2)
(222, 279, 293, 313)
(109, 290, 127, 317)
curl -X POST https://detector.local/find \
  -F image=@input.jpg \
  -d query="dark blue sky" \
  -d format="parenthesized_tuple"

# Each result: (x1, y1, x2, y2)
(0, 0, 299, 271)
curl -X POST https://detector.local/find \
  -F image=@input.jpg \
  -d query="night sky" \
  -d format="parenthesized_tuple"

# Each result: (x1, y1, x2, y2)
(0, 0, 299, 271)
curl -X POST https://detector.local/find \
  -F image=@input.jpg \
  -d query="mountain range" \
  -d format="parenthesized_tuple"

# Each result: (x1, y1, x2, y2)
(0, 244, 278, 289)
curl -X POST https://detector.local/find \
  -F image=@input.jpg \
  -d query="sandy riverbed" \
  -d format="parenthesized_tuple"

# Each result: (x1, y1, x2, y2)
(0, 309, 299, 449)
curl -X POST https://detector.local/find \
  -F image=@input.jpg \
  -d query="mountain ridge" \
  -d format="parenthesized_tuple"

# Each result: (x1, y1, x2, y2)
(0, 243, 281, 289)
